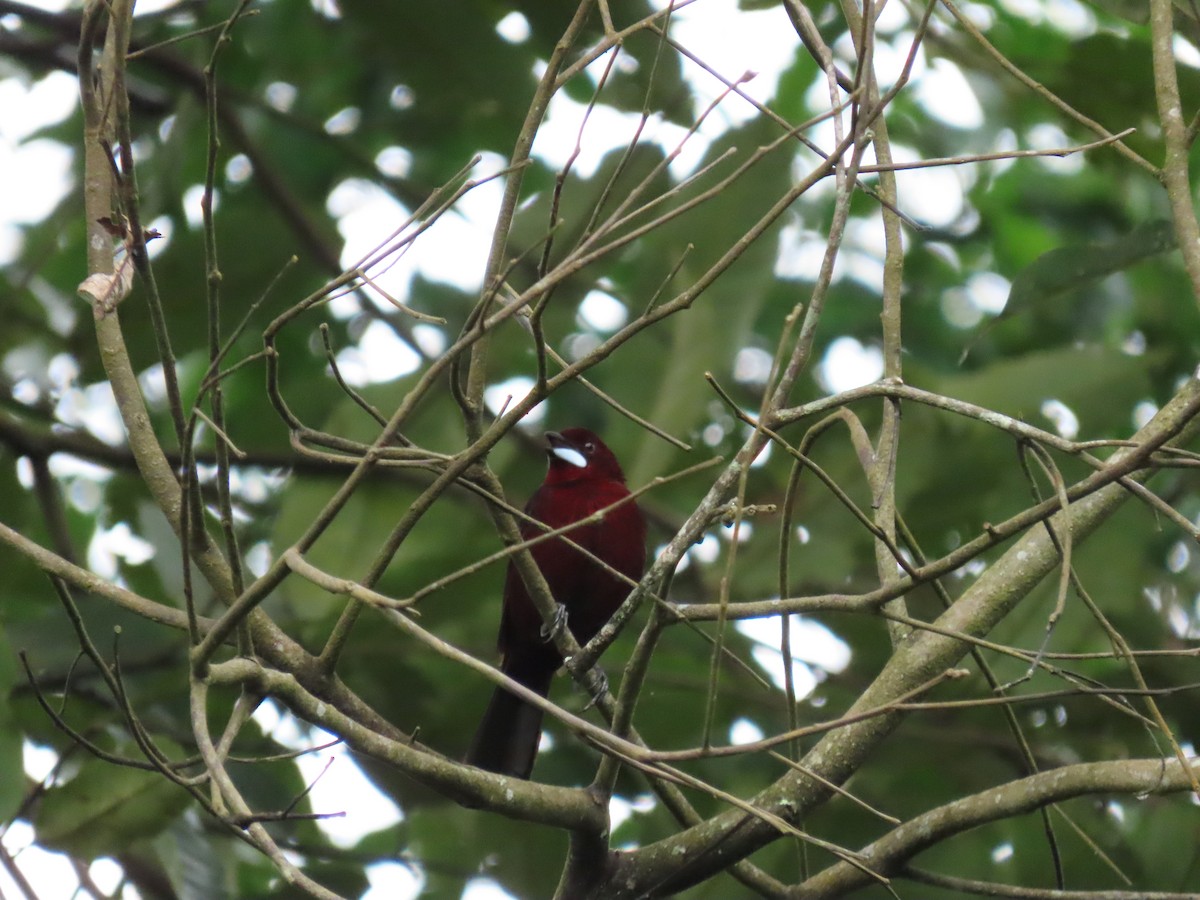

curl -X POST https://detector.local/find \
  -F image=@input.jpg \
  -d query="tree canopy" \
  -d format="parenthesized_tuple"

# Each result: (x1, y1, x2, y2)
(2, 0, 1200, 898)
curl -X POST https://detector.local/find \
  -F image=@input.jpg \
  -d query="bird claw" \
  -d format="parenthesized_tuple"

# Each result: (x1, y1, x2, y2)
(583, 669, 609, 709)
(540, 603, 569, 642)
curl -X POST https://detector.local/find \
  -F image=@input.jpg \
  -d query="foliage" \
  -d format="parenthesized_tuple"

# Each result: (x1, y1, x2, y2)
(1, 0, 1200, 897)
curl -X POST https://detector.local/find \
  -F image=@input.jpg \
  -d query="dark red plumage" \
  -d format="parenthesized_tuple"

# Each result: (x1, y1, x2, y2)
(465, 428, 646, 779)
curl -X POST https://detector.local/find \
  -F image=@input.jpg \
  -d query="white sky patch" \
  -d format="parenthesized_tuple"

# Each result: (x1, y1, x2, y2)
(0, 70, 76, 141)
(747, 439, 771, 469)
(1028, 122, 1084, 174)
(245, 540, 272, 577)
(734, 346, 773, 386)
(66, 475, 103, 513)
(853, 29, 929, 93)
(888, 144, 970, 229)
(659, 0, 796, 129)
(729, 717, 764, 746)
(609, 793, 656, 837)
(138, 361, 169, 407)
(610, 795, 634, 832)
(226, 153, 253, 184)
(845, 216, 887, 264)
(334, 319, 421, 385)
(845, 228, 891, 290)
(991, 841, 1015, 863)
(133, 0, 178, 13)
(987, 128, 1020, 178)
(412, 323, 448, 356)
(496, 11, 531, 44)
(797, 58, 976, 226)
(532, 89, 706, 178)
(1133, 400, 1158, 429)
(665, 541, 691, 573)
(45, 453, 112, 490)
(945, 270, 1010, 327)
(8, 353, 47, 403)
(329, 160, 501, 315)
(363, 862, 423, 899)
(0, 224, 21, 266)
(968, 271, 1011, 314)
(998, 0, 1044, 22)
(564, 331, 601, 361)
(878, 140, 969, 229)
(1040, 398, 1079, 439)
(941, 287, 981, 329)
(484, 375, 543, 424)
(157, 115, 178, 144)
(232, 468, 287, 504)
(1, 821, 82, 900)
(1175, 35, 1200, 69)
(88, 859, 124, 895)
(266, 81, 298, 112)
(737, 615, 851, 674)
(311, 0, 342, 21)
(690, 533, 721, 565)
(750, 643, 817, 698)
(959, 2, 996, 30)
(252, 701, 403, 848)
(0, 139, 72, 224)
(6, 0, 69, 10)
(876, 0, 913, 33)
(376, 145, 413, 178)
(1122, 330, 1146, 356)
(817, 337, 884, 394)
(737, 615, 851, 699)
(182, 183, 216, 229)
(92, 521, 155, 570)
(55, 382, 126, 445)
(1045, 0, 1095, 37)
(578, 289, 628, 332)
(327, 177, 381, 219)
(774, 219, 835, 281)
(464, 878, 519, 900)
(390, 84, 415, 110)
(722, 519, 754, 541)
(145, 214, 174, 258)
(87, 520, 152, 578)
(327, 179, 415, 312)
(47, 351, 78, 390)
(800, 95, 846, 155)
(913, 58, 983, 129)
(324, 106, 361, 136)
(24, 741, 57, 781)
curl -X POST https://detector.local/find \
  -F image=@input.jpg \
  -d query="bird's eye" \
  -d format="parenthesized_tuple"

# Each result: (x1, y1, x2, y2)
(584, 441, 595, 454)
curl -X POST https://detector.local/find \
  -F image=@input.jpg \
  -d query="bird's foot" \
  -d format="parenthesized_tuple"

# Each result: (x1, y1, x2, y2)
(540, 603, 569, 641)
(583, 668, 609, 709)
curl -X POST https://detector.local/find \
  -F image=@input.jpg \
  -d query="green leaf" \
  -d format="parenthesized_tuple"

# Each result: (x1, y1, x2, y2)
(0, 627, 23, 824)
(34, 744, 186, 860)
(155, 814, 238, 900)
(1002, 220, 1175, 323)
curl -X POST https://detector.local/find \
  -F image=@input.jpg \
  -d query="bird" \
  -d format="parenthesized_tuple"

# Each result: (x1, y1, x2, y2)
(465, 427, 647, 779)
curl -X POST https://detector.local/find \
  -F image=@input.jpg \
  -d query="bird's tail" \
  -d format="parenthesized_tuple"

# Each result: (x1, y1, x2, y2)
(465, 657, 555, 779)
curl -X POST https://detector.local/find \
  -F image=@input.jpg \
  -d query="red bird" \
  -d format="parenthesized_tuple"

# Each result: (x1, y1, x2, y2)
(466, 428, 647, 779)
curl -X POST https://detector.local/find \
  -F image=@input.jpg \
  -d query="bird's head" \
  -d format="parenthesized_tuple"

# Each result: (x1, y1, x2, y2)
(543, 428, 626, 484)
